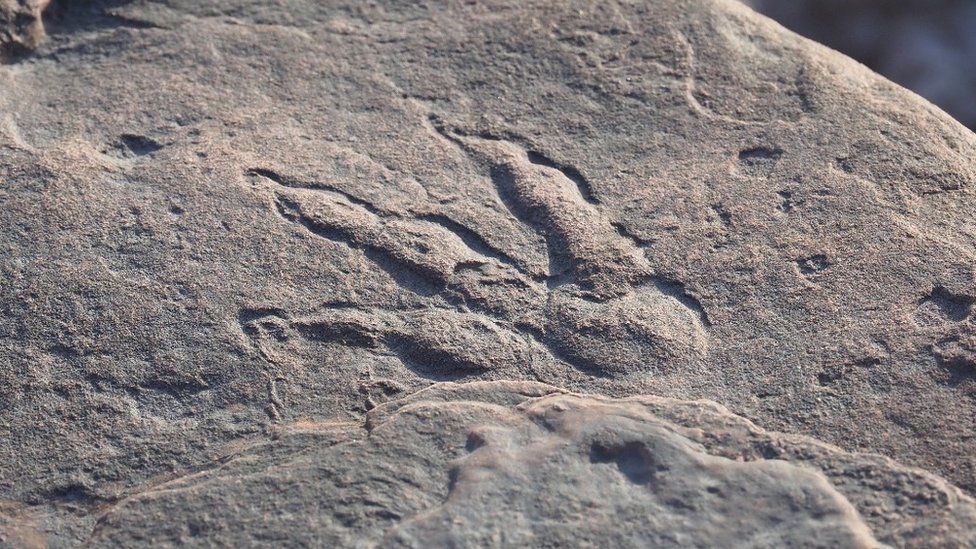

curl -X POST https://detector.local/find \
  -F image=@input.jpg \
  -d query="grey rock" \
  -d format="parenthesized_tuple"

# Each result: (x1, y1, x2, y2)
(86, 382, 976, 547)
(1, 0, 975, 546)
(0, 0, 49, 61)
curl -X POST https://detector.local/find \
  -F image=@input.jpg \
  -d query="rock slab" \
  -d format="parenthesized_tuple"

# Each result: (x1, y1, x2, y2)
(1, 0, 976, 546)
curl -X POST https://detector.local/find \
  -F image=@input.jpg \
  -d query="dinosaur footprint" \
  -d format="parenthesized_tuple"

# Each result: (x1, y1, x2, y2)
(441, 129, 709, 375)
(241, 305, 547, 386)
(243, 123, 708, 384)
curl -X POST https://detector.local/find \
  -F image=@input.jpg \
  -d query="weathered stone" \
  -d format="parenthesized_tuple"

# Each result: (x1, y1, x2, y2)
(1, 0, 975, 546)
(84, 382, 976, 547)
(0, 0, 49, 62)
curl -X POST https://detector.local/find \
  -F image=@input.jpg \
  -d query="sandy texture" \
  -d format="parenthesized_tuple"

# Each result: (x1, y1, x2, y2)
(2, 0, 975, 546)
(86, 382, 976, 547)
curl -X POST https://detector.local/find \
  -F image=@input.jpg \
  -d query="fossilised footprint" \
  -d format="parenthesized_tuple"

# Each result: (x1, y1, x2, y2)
(248, 127, 709, 377)
(444, 131, 651, 300)
(244, 307, 537, 379)
(436, 128, 710, 372)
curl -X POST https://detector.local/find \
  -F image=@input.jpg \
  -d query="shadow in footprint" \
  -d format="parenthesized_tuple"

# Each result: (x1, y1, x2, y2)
(590, 440, 666, 485)
(102, 134, 163, 160)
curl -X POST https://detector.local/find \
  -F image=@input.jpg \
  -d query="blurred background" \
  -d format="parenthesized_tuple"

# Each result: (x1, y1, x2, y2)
(746, 0, 976, 129)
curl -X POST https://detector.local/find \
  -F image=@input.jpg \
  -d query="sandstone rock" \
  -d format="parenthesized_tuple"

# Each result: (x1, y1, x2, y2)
(84, 382, 976, 547)
(1, 0, 975, 546)
(0, 0, 49, 61)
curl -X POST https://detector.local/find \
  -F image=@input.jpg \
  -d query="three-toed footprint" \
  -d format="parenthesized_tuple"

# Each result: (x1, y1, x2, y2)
(241, 119, 709, 390)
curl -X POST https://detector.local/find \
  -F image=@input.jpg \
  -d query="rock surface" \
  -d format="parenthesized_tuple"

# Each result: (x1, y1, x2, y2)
(85, 382, 976, 547)
(1, 0, 975, 546)
(0, 0, 49, 62)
